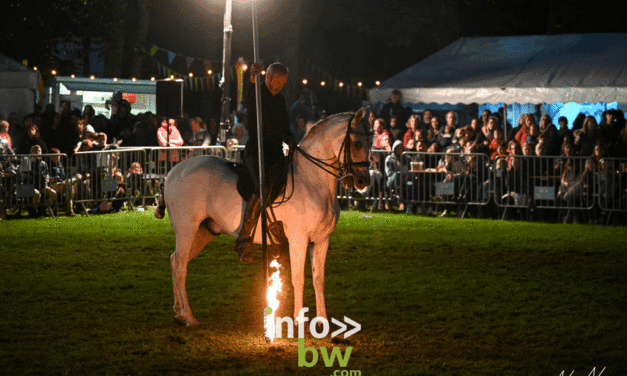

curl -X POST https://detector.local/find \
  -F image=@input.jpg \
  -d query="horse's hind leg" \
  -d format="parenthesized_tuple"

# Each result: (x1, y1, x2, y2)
(171, 224, 214, 327)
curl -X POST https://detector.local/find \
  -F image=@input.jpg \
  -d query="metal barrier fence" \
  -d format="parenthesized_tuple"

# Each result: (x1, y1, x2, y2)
(72, 148, 148, 213)
(1, 152, 72, 217)
(2, 145, 626, 223)
(397, 151, 491, 217)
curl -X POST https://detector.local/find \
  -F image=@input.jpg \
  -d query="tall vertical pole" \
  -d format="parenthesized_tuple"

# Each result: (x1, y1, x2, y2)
(219, 0, 233, 139)
(252, 1, 269, 287)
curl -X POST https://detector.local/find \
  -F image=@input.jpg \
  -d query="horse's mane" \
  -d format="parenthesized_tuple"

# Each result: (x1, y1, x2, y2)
(299, 112, 354, 145)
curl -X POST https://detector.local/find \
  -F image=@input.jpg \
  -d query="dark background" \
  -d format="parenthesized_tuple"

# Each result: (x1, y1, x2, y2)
(1, 0, 625, 114)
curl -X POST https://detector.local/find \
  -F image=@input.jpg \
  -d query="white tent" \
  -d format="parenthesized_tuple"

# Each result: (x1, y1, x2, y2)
(369, 33, 627, 105)
(0, 53, 39, 122)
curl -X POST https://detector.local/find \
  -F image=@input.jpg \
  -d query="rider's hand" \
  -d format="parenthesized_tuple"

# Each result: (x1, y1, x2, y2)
(249, 63, 265, 83)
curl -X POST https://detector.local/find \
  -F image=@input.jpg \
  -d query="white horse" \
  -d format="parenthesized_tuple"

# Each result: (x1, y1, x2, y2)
(155, 107, 371, 327)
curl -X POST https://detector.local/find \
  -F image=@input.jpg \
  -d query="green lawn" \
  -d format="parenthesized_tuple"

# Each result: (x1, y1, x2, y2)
(1, 211, 625, 375)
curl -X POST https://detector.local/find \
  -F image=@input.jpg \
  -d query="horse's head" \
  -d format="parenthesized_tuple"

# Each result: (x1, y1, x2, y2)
(341, 107, 371, 190)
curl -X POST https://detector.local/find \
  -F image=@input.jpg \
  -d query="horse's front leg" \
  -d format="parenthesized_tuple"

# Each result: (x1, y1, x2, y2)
(310, 238, 329, 321)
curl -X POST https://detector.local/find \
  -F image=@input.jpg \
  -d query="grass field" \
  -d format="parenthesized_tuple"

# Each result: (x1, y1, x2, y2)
(1, 211, 626, 375)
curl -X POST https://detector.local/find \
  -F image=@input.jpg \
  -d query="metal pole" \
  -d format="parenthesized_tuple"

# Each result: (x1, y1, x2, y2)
(219, 0, 233, 140)
(252, 0, 269, 288)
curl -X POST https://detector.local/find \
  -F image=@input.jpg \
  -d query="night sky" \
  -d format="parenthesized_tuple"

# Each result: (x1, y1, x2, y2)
(2, 0, 625, 85)
(146, 0, 626, 84)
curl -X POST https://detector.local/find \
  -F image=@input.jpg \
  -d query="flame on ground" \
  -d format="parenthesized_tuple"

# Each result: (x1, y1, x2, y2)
(264, 259, 282, 342)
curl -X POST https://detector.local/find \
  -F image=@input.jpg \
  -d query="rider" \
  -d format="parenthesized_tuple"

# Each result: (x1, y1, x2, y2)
(234, 62, 296, 262)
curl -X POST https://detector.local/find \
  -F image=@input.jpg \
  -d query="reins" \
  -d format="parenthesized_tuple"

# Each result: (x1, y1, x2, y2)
(272, 113, 371, 208)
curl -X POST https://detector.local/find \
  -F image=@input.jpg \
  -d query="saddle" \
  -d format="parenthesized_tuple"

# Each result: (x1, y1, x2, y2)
(226, 155, 290, 205)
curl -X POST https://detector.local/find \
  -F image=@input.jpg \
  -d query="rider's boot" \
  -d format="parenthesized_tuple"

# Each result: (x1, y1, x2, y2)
(234, 193, 261, 263)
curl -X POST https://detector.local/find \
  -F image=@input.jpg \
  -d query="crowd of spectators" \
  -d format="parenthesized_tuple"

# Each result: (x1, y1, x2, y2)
(2, 89, 627, 223)
(358, 90, 627, 223)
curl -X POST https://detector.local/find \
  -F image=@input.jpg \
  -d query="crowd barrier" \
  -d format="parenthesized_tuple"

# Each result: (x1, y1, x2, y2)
(1, 146, 625, 223)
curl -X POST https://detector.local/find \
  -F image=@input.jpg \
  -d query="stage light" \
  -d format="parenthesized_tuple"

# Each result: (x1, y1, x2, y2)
(339, 82, 344, 87)
(151, 77, 156, 81)
(242, 64, 248, 71)
(188, 73, 194, 77)
(113, 77, 118, 81)
(302, 79, 308, 85)
(320, 81, 326, 86)
(132, 77, 137, 82)
(358, 82, 363, 87)
(375, 80, 381, 86)
(70, 74, 75, 78)
(90, 75, 95, 80)
(207, 70, 213, 75)
(51, 70, 57, 75)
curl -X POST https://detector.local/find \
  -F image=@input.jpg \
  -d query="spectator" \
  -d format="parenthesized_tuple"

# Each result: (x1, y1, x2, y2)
(185, 117, 211, 146)
(388, 115, 406, 142)
(0, 120, 14, 154)
(574, 116, 601, 157)
(19, 124, 48, 155)
(557, 116, 571, 145)
(539, 115, 559, 155)
(157, 118, 184, 163)
(107, 100, 135, 145)
(380, 90, 406, 129)
(426, 116, 441, 145)
(373, 118, 391, 151)
(610, 127, 627, 158)
(420, 109, 433, 131)
(403, 115, 421, 148)
(385, 140, 404, 192)
(480, 109, 491, 130)
(599, 109, 625, 147)
(489, 129, 504, 160)
(26, 145, 56, 216)
(232, 121, 250, 146)
(445, 111, 458, 130)
(437, 125, 455, 150)
(290, 116, 307, 144)
(515, 114, 535, 147)
(525, 123, 539, 147)
(207, 117, 219, 145)
(48, 148, 79, 216)
(82, 105, 96, 125)
(105, 91, 123, 117)
(72, 118, 89, 153)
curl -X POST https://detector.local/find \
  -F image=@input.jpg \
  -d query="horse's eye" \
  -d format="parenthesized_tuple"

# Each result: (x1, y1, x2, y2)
(352, 141, 362, 148)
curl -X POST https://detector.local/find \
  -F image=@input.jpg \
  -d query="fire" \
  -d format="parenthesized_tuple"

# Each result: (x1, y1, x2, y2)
(264, 259, 282, 342)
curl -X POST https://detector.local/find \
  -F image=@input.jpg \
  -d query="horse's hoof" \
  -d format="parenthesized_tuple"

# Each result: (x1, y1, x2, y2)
(175, 315, 200, 327)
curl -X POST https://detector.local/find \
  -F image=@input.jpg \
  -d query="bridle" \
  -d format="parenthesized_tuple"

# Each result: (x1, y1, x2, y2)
(296, 114, 371, 181)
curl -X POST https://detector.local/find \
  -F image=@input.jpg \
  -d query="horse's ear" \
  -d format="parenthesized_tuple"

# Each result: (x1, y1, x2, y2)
(352, 107, 366, 129)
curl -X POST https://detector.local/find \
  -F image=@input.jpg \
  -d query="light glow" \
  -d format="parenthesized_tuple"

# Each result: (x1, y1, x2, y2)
(320, 81, 326, 86)
(375, 80, 381, 86)
(51, 70, 57, 75)
(339, 82, 344, 87)
(302, 79, 308, 85)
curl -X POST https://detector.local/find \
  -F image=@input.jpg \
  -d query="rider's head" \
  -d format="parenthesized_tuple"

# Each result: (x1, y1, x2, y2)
(265, 63, 288, 95)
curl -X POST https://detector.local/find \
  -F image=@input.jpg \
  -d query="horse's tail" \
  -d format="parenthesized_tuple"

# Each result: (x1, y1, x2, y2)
(154, 177, 166, 220)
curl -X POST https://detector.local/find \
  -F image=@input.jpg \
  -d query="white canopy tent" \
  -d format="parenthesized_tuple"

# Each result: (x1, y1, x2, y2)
(369, 33, 627, 106)
(0, 53, 39, 122)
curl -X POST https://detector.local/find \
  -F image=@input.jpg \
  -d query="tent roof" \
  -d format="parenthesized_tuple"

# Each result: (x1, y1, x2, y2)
(45, 76, 157, 94)
(0, 53, 39, 89)
(369, 33, 627, 105)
